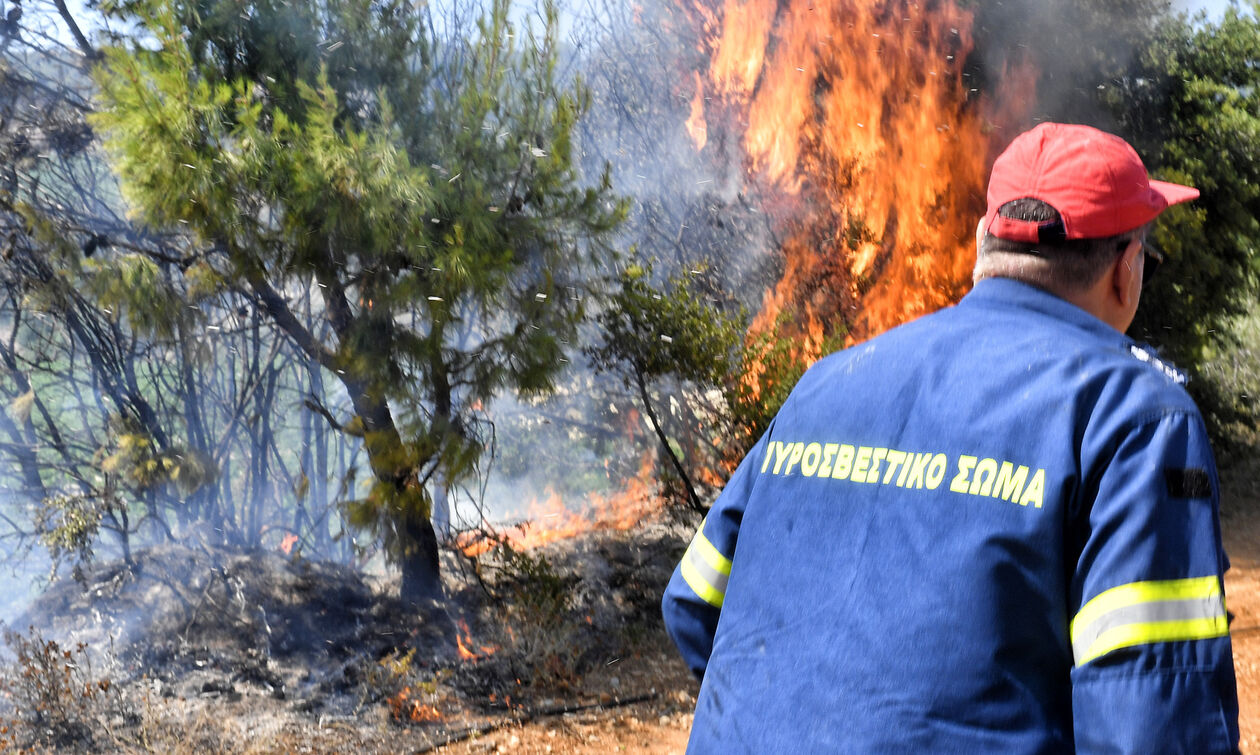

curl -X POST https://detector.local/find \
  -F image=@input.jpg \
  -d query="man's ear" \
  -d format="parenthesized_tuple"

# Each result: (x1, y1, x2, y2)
(1112, 238, 1143, 309)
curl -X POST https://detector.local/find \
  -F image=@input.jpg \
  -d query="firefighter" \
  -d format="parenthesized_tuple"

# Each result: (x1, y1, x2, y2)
(662, 122, 1240, 753)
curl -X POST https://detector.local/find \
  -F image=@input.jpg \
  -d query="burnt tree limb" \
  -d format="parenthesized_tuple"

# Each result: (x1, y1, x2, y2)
(411, 692, 659, 754)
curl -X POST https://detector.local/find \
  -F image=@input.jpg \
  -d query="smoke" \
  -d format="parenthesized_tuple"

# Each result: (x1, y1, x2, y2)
(569, 0, 780, 299)
(966, 0, 1176, 135)
(440, 0, 785, 531)
(0, 548, 49, 628)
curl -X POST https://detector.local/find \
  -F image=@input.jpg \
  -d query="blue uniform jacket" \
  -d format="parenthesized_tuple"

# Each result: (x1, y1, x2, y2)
(663, 278, 1239, 753)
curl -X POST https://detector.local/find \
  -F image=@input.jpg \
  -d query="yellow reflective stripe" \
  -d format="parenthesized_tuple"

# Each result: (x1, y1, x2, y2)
(1076, 616, 1230, 666)
(1072, 576, 1220, 635)
(678, 527, 733, 609)
(691, 530, 733, 577)
(681, 555, 725, 608)
(1070, 576, 1228, 666)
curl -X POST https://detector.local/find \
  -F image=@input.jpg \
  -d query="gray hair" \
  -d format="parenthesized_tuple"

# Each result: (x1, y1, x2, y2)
(974, 199, 1145, 294)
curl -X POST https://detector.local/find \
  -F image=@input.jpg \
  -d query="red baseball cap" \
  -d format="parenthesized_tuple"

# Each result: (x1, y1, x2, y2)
(984, 122, 1199, 243)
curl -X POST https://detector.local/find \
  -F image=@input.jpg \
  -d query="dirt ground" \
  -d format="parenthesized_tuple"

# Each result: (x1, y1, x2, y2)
(414, 650, 698, 755)
(1221, 501, 1260, 753)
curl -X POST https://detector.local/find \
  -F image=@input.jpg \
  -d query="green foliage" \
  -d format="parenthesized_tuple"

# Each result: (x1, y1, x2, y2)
(587, 263, 745, 509)
(90, 0, 627, 590)
(483, 543, 586, 688)
(98, 415, 216, 495)
(588, 263, 745, 387)
(1201, 306, 1260, 466)
(732, 319, 847, 450)
(85, 254, 187, 340)
(6, 390, 34, 427)
(344, 474, 433, 559)
(34, 494, 102, 571)
(1104, 7, 1260, 437)
(588, 263, 845, 510)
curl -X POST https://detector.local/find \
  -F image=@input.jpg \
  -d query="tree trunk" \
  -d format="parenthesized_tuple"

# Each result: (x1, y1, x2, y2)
(429, 359, 454, 543)
(345, 377, 445, 604)
(431, 481, 451, 542)
(178, 318, 212, 525)
(250, 274, 445, 603)
(0, 400, 46, 501)
(634, 368, 704, 511)
(400, 511, 443, 603)
(305, 360, 330, 552)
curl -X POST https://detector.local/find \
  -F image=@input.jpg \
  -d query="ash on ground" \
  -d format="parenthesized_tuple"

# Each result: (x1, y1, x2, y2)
(0, 523, 697, 753)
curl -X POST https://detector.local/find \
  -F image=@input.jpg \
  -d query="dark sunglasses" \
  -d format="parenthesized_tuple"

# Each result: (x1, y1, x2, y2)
(1120, 237, 1163, 288)
(1141, 241, 1164, 288)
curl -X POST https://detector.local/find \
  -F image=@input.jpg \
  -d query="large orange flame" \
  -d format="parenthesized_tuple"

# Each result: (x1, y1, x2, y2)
(690, 0, 1006, 373)
(461, 2, 1029, 559)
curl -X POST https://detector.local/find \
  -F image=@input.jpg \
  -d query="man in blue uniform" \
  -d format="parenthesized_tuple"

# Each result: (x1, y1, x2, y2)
(662, 122, 1240, 753)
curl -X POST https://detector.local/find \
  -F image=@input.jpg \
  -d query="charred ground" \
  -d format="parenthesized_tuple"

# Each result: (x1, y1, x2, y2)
(0, 522, 699, 753)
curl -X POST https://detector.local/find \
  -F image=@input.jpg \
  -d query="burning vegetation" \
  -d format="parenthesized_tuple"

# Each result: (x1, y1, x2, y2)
(2, 0, 1260, 749)
(688, 0, 998, 359)
(458, 454, 659, 557)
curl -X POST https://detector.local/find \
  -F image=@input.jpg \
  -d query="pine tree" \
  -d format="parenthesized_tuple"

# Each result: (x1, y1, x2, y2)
(91, 0, 626, 602)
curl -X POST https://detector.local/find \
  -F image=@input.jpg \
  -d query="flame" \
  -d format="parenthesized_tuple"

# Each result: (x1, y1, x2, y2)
(685, 71, 708, 150)
(387, 687, 443, 723)
(456, 619, 496, 661)
(690, 0, 1012, 373)
(278, 533, 299, 555)
(459, 454, 657, 558)
(624, 407, 642, 438)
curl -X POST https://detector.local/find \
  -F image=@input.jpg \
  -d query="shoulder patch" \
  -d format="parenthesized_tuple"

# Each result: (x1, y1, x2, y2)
(1129, 344, 1188, 385)
(1166, 467, 1212, 499)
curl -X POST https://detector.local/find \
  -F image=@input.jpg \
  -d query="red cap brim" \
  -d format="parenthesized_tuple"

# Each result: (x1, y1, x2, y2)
(1149, 179, 1200, 208)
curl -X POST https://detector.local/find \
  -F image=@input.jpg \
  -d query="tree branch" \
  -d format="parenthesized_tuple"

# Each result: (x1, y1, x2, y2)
(245, 274, 337, 370)
(50, 0, 95, 59)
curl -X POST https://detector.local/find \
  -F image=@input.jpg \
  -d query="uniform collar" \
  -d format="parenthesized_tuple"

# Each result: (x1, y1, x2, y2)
(960, 277, 1135, 348)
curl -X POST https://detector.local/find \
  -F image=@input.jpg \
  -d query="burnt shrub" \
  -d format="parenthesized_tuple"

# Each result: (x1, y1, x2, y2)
(0, 626, 125, 752)
(481, 543, 587, 690)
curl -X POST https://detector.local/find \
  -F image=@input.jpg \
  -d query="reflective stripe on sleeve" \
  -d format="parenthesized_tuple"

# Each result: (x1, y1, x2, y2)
(680, 529, 732, 608)
(1070, 576, 1228, 666)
